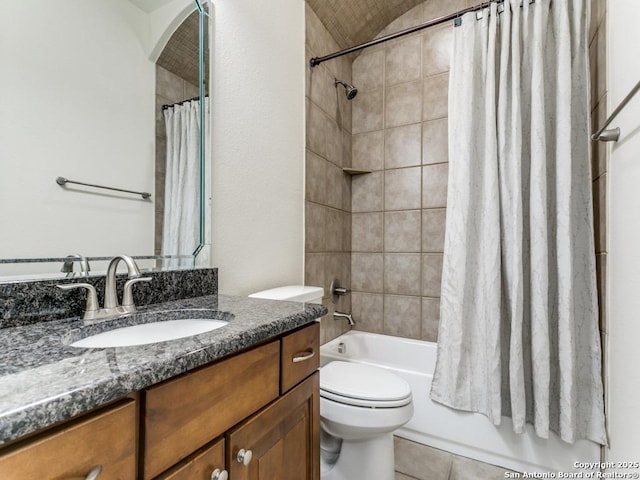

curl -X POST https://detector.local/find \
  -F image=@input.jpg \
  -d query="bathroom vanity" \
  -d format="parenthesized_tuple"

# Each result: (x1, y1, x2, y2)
(0, 291, 324, 480)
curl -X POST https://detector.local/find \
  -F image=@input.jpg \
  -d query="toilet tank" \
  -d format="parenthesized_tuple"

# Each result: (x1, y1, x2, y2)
(248, 285, 324, 304)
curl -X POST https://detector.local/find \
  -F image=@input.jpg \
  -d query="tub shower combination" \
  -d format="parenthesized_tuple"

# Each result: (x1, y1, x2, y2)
(321, 331, 600, 474)
(312, 0, 605, 475)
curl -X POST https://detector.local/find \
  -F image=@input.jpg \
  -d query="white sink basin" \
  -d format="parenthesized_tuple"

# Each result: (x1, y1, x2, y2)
(70, 318, 229, 348)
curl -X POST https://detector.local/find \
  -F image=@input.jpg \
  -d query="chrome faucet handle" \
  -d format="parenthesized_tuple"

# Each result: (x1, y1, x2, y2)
(329, 279, 351, 304)
(60, 254, 90, 278)
(122, 277, 152, 310)
(56, 283, 99, 320)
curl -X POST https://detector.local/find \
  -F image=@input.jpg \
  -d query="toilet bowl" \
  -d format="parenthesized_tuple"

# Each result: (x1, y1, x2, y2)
(320, 361, 413, 480)
(247, 286, 413, 480)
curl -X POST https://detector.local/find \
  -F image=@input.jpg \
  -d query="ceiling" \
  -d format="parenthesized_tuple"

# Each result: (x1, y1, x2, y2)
(157, 10, 204, 88)
(307, 0, 424, 50)
(134, 0, 422, 55)
(153, 0, 425, 82)
(128, 0, 178, 13)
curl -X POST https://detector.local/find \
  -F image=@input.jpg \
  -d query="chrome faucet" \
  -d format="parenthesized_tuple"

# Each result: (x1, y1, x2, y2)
(104, 255, 146, 310)
(334, 311, 355, 326)
(57, 255, 151, 321)
(61, 254, 90, 278)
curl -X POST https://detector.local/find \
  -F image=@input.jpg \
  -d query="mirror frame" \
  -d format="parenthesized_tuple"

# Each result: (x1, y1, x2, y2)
(193, 0, 207, 258)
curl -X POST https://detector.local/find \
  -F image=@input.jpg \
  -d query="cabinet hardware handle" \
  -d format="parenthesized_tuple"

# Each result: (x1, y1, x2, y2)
(85, 465, 103, 480)
(211, 469, 229, 480)
(236, 448, 253, 466)
(292, 350, 315, 363)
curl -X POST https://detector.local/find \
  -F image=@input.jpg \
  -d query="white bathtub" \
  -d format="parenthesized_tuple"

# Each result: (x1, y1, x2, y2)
(320, 331, 600, 474)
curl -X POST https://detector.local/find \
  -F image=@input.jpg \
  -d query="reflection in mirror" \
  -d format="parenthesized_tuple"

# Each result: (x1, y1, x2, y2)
(0, 0, 210, 280)
(156, 5, 210, 270)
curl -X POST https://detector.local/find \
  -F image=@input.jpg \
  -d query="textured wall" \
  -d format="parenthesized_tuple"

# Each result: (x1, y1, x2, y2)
(305, 6, 353, 345)
(306, 0, 423, 49)
(211, 0, 305, 296)
(604, 0, 640, 465)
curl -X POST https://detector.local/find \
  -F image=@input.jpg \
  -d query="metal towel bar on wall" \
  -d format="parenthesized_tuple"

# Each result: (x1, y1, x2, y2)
(592, 79, 640, 142)
(56, 177, 151, 199)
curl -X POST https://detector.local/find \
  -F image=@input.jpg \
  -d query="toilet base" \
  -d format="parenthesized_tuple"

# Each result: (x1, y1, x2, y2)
(320, 432, 395, 480)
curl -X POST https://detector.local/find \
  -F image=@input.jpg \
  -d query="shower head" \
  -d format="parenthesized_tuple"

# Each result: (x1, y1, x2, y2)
(335, 79, 358, 100)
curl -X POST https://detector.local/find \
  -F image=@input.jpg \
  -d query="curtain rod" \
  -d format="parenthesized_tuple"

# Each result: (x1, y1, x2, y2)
(162, 95, 209, 110)
(310, 0, 514, 68)
(591, 79, 640, 142)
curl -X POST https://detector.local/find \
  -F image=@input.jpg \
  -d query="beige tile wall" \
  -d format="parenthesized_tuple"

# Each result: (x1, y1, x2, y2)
(305, 5, 354, 344)
(350, 2, 464, 342)
(155, 65, 199, 255)
(589, 0, 608, 460)
(590, 0, 607, 327)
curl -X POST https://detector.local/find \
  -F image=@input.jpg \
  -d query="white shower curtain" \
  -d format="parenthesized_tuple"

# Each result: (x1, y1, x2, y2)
(162, 98, 209, 267)
(430, 0, 606, 445)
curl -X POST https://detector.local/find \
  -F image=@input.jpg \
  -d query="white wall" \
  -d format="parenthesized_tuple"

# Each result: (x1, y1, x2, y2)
(210, 0, 306, 295)
(606, 0, 640, 464)
(146, 0, 194, 61)
(0, 1, 155, 260)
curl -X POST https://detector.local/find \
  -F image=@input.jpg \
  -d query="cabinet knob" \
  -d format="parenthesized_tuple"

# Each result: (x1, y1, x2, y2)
(236, 448, 253, 466)
(211, 469, 228, 480)
(85, 465, 103, 480)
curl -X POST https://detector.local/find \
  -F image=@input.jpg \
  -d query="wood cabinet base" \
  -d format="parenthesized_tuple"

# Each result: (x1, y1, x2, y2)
(0, 400, 136, 480)
(227, 372, 320, 480)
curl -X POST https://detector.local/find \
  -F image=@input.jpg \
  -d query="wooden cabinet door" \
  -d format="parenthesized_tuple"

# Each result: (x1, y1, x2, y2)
(155, 438, 225, 480)
(0, 400, 136, 480)
(227, 372, 319, 480)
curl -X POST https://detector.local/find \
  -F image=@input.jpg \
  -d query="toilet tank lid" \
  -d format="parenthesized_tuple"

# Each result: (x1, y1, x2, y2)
(248, 285, 324, 303)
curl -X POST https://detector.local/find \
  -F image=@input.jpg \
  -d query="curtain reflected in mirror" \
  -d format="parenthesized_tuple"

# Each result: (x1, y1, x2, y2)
(154, 6, 210, 270)
(161, 98, 210, 269)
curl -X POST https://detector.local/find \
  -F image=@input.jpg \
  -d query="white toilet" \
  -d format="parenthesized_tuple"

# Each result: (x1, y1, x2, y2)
(319, 361, 413, 480)
(248, 285, 413, 480)
(248, 285, 325, 304)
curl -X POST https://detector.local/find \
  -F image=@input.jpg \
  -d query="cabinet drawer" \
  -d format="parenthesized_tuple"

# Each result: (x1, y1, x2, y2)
(0, 399, 136, 480)
(156, 438, 225, 480)
(143, 341, 280, 479)
(280, 322, 320, 393)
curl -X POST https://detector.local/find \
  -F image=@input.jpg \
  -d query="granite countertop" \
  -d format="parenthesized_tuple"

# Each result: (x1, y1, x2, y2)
(0, 294, 327, 446)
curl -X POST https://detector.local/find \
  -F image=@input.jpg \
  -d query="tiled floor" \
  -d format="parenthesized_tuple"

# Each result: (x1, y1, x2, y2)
(394, 437, 518, 480)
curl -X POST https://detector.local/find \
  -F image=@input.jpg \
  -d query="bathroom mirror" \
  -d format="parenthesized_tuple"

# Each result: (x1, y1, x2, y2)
(0, 0, 210, 280)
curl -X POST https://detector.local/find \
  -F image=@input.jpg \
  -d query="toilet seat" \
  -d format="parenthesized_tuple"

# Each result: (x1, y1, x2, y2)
(320, 361, 412, 408)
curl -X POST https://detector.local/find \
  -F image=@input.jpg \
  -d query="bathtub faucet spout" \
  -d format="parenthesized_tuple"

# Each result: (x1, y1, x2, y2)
(334, 311, 355, 326)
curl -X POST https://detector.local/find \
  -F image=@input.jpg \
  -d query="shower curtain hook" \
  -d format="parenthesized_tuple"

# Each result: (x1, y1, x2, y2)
(454, 10, 462, 27)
